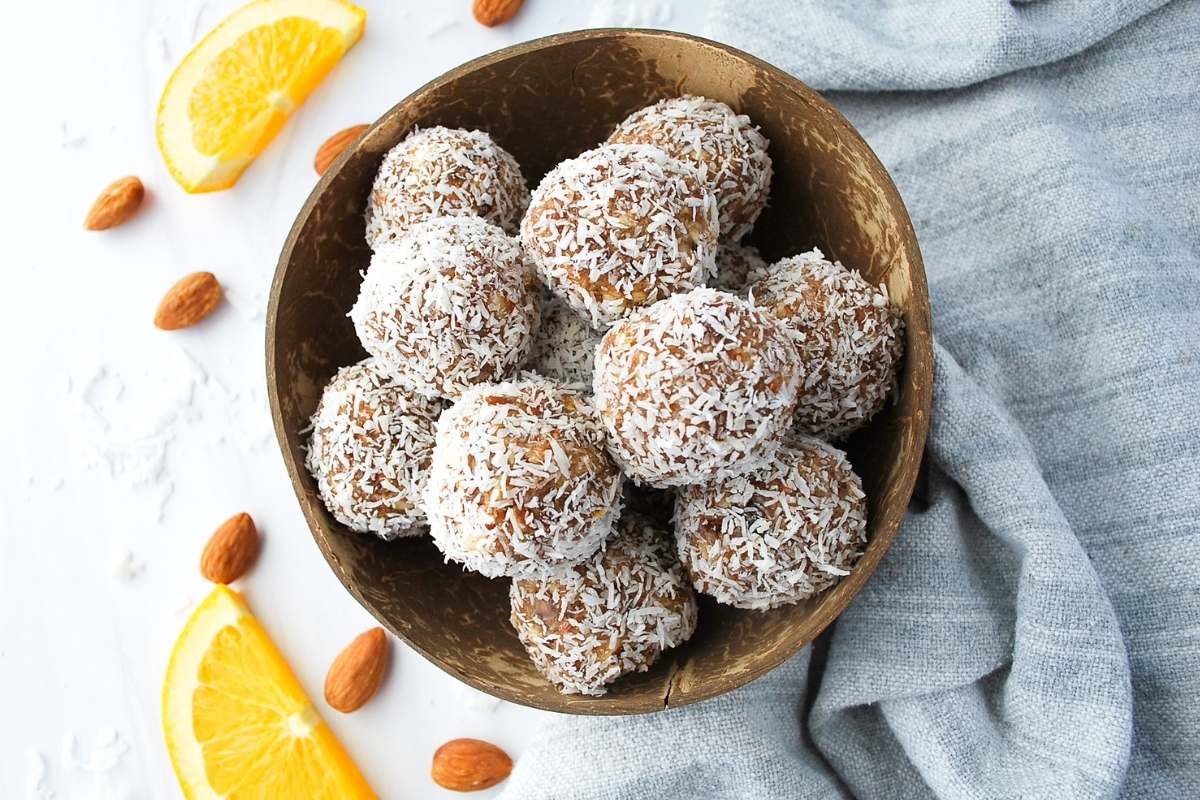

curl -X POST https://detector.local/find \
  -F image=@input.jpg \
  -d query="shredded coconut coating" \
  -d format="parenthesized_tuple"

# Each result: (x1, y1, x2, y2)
(675, 436, 867, 610)
(747, 249, 904, 441)
(304, 358, 443, 540)
(510, 514, 698, 696)
(711, 241, 769, 293)
(425, 375, 624, 579)
(593, 288, 802, 488)
(521, 143, 719, 328)
(365, 126, 529, 248)
(608, 95, 772, 241)
(350, 216, 540, 399)
(525, 295, 604, 387)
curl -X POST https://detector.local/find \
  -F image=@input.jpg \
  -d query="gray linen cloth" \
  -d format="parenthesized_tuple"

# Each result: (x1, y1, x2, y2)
(499, 1, 1200, 797)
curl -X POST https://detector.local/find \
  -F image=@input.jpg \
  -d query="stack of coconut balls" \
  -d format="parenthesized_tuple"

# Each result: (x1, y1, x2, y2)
(304, 96, 904, 697)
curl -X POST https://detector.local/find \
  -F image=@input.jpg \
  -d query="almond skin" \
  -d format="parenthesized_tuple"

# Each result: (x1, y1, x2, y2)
(472, 0, 523, 27)
(314, 124, 369, 175)
(325, 628, 390, 713)
(85, 176, 145, 230)
(431, 738, 513, 792)
(154, 272, 222, 330)
(199, 512, 259, 584)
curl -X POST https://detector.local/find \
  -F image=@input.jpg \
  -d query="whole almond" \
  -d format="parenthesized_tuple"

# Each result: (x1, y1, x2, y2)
(85, 176, 145, 230)
(154, 272, 222, 330)
(314, 124, 369, 175)
(431, 738, 513, 792)
(324, 628, 390, 713)
(472, 0, 524, 27)
(199, 512, 259, 584)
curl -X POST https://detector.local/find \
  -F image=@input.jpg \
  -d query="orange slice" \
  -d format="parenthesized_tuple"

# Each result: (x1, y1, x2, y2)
(163, 585, 376, 799)
(156, 0, 366, 192)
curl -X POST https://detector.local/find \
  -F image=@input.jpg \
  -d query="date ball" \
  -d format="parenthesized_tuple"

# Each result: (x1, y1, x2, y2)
(593, 288, 801, 487)
(510, 514, 698, 696)
(365, 126, 529, 247)
(675, 436, 867, 610)
(608, 95, 772, 241)
(525, 295, 604, 387)
(305, 358, 442, 540)
(747, 249, 904, 440)
(521, 143, 718, 328)
(350, 216, 540, 398)
(425, 376, 624, 579)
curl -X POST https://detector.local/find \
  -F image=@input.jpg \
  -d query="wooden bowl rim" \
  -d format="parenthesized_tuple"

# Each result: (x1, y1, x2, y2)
(266, 27, 933, 715)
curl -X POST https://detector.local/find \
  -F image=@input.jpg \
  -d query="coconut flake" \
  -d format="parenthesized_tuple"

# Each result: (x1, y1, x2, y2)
(675, 436, 867, 610)
(524, 294, 604, 387)
(608, 95, 772, 240)
(365, 126, 529, 247)
(521, 143, 718, 328)
(425, 375, 624, 578)
(109, 547, 145, 582)
(746, 249, 904, 441)
(509, 514, 697, 696)
(351, 216, 541, 398)
(593, 288, 802, 487)
(710, 241, 769, 293)
(305, 358, 443, 539)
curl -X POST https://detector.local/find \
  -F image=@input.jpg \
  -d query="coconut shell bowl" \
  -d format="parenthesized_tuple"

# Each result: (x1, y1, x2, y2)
(267, 28, 932, 715)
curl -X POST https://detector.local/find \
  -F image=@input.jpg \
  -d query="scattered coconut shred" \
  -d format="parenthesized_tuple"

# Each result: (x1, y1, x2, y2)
(608, 94, 773, 241)
(424, 375, 624, 579)
(351, 216, 541, 398)
(593, 288, 802, 487)
(510, 515, 697, 696)
(305, 358, 443, 539)
(364, 126, 529, 247)
(521, 143, 719, 328)
(675, 436, 868, 610)
(747, 248, 904, 441)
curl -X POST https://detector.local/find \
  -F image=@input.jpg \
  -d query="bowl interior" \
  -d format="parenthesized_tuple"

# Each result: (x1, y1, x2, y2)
(267, 29, 932, 714)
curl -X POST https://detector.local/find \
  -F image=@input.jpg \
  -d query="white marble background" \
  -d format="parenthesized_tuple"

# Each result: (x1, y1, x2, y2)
(0, 1, 710, 797)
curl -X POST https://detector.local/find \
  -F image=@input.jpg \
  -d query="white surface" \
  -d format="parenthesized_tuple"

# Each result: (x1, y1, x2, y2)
(0, 1, 709, 797)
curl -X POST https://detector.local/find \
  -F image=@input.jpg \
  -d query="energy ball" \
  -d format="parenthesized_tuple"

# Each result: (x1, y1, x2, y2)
(364, 126, 529, 247)
(425, 376, 623, 579)
(351, 216, 540, 398)
(525, 295, 603, 387)
(593, 288, 802, 488)
(746, 249, 904, 440)
(675, 436, 867, 610)
(305, 358, 442, 540)
(521, 143, 719, 328)
(608, 95, 772, 241)
(710, 241, 769, 293)
(509, 514, 698, 696)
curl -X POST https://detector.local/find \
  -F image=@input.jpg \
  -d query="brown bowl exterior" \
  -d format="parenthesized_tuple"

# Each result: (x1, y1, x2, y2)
(267, 29, 932, 715)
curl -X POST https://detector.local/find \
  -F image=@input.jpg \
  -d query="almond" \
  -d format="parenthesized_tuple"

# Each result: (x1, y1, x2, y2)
(154, 272, 222, 330)
(84, 176, 145, 230)
(431, 738, 513, 792)
(199, 512, 259, 584)
(314, 124, 369, 175)
(472, 0, 524, 27)
(324, 628, 390, 713)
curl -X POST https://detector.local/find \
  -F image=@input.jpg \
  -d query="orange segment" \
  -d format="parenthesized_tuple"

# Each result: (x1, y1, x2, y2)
(157, 0, 366, 192)
(163, 585, 376, 799)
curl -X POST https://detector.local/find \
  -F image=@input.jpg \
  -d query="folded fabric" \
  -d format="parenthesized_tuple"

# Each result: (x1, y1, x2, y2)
(499, 2, 1200, 797)
(709, 0, 1170, 91)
